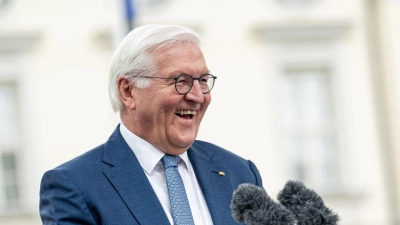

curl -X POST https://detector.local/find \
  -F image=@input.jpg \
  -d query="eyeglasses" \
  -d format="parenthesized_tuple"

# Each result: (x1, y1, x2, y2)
(135, 74, 217, 95)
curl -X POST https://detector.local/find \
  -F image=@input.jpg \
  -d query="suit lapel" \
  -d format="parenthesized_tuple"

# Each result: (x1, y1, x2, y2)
(102, 126, 170, 225)
(188, 146, 238, 225)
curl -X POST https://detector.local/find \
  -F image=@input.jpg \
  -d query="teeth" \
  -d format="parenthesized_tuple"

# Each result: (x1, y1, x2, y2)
(175, 110, 197, 116)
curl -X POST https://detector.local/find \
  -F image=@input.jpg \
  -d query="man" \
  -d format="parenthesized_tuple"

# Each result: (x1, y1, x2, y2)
(40, 24, 263, 225)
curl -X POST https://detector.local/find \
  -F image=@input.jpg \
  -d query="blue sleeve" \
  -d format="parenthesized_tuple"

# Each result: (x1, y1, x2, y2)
(39, 169, 97, 225)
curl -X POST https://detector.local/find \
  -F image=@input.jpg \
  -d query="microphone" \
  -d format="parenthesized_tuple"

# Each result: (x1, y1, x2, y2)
(230, 183, 297, 225)
(277, 180, 339, 225)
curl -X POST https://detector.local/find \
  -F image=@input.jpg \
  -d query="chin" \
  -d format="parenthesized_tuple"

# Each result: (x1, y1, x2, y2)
(175, 136, 196, 149)
(168, 129, 198, 149)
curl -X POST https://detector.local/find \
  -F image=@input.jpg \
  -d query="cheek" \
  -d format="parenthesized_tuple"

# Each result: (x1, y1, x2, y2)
(158, 98, 181, 121)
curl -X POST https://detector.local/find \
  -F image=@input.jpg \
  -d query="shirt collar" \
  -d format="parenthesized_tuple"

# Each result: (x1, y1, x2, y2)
(119, 123, 190, 174)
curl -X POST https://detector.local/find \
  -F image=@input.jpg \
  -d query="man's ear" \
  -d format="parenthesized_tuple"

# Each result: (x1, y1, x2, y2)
(117, 76, 136, 110)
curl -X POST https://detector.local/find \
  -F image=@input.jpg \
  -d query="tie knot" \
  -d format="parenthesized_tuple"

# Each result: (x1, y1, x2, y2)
(162, 155, 180, 169)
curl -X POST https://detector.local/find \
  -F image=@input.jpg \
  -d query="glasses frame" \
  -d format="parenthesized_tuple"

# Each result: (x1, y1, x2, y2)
(132, 74, 217, 95)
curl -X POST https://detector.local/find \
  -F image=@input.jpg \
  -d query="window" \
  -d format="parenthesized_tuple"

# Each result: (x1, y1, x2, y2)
(279, 66, 340, 190)
(253, 22, 349, 192)
(1, 153, 19, 211)
(0, 82, 21, 213)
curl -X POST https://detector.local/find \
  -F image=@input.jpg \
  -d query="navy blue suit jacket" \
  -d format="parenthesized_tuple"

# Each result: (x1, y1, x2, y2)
(40, 125, 263, 224)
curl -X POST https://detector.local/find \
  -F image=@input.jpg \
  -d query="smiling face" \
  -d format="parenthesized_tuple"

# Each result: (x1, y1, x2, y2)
(120, 42, 211, 155)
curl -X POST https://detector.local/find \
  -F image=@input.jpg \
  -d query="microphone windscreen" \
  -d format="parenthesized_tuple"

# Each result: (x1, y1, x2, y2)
(277, 180, 339, 225)
(231, 183, 297, 225)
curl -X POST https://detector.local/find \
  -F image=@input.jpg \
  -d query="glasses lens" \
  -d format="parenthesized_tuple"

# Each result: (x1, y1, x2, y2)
(175, 75, 192, 94)
(201, 74, 215, 93)
(175, 74, 216, 94)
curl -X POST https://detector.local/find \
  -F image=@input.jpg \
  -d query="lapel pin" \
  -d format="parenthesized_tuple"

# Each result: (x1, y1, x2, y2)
(212, 170, 225, 176)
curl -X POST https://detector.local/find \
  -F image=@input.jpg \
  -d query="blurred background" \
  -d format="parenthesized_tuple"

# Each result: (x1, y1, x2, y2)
(0, 0, 399, 224)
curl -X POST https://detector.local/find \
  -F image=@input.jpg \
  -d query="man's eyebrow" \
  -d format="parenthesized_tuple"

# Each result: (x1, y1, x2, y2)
(169, 70, 211, 77)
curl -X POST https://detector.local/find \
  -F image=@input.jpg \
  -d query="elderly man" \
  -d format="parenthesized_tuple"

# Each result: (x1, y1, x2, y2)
(40, 24, 263, 225)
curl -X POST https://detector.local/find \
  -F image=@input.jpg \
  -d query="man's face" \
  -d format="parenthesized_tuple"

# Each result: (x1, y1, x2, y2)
(131, 42, 211, 155)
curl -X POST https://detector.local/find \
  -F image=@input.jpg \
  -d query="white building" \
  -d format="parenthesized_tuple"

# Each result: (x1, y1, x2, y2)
(0, 0, 399, 224)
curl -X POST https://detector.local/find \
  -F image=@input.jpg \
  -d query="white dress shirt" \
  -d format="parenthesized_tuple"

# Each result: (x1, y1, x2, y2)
(120, 123, 213, 225)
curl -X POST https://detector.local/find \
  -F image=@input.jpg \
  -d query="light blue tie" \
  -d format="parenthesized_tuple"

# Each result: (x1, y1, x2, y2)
(162, 155, 195, 225)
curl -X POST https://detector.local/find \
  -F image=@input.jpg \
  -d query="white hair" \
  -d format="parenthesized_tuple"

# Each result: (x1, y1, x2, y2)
(108, 24, 201, 112)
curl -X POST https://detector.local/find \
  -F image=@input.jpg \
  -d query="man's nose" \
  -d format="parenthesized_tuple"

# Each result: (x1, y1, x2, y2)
(185, 81, 204, 103)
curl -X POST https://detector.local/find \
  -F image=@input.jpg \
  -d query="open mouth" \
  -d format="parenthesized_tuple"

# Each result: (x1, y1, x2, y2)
(174, 110, 197, 119)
